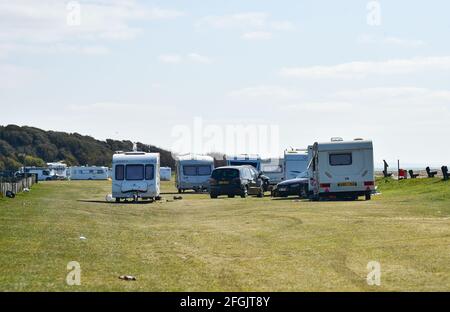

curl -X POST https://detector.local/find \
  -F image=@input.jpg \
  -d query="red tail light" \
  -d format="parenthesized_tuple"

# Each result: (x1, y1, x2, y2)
(364, 181, 374, 186)
(320, 183, 331, 188)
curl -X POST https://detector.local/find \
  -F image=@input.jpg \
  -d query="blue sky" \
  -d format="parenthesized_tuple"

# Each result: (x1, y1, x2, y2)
(1, 0, 449, 166)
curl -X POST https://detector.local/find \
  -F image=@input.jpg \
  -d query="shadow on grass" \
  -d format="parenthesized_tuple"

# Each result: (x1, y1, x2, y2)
(77, 199, 155, 205)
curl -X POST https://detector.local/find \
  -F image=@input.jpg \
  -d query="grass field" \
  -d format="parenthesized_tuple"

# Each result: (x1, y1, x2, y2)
(0, 178, 449, 291)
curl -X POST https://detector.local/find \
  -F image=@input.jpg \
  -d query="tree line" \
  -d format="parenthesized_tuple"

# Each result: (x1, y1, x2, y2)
(0, 125, 175, 171)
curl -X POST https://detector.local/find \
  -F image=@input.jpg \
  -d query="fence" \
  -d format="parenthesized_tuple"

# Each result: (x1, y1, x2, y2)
(0, 175, 37, 197)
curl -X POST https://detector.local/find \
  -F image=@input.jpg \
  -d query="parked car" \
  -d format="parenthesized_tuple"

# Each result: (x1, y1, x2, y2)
(209, 166, 266, 198)
(271, 171, 309, 198)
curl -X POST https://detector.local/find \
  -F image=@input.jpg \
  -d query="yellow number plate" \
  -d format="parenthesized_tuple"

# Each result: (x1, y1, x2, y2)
(338, 182, 357, 187)
(219, 181, 229, 185)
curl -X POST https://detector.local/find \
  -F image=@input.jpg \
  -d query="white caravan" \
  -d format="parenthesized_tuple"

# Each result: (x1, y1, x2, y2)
(21, 167, 56, 181)
(175, 154, 214, 193)
(261, 158, 284, 185)
(226, 154, 261, 171)
(284, 149, 309, 180)
(112, 152, 160, 202)
(309, 139, 374, 200)
(69, 166, 109, 180)
(47, 162, 68, 179)
(160, 167, 172, 181)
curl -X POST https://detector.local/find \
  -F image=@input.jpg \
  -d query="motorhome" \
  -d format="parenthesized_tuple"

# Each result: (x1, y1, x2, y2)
(112, 151, 160, 202)
(47, 162, 68, 179)
(226, 154, 261, 171)
(261, 158, 284, 185)
(175, 154, 214, 193)
(309, 139, 374, 200)
(20, 167, 56, 181)
(284, 149, 309, 180)
(69, 166, 109, 180)
(160, 167, 172, 181)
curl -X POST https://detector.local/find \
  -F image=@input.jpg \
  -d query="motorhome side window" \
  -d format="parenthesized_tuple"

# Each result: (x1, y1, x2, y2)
(145, 165, 154, 180)
(126, 164, 144, 180)
(329, 153, 352, 166)
(115, 165, 124, 180)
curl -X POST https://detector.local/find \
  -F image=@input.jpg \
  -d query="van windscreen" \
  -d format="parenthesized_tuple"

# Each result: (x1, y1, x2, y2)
(211, 168, 239, 180)
(126, 164, 144, 180)
(329, 153, 352, 166)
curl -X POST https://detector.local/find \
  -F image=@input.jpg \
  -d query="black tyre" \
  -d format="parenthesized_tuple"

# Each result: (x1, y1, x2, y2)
(210, 193, 218, 199)
(365, 193, 371, 201)
(257, 186, 264, 198)
(240, 187, 248, 198)
(228, 194, 235, 198)
(177, 188, 182, 194)
(115, 198, 120, 203)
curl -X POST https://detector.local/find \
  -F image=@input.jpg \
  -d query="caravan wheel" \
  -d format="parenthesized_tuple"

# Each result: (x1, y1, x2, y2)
(178, 188, 182, 194)
(115, 198, 121, 203)
(365, 194, 371, 200)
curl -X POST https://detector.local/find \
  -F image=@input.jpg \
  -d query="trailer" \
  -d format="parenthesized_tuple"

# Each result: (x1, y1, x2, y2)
(47, 162, 68, 179)
(261, 158, 284, 185)
(226, 154, 261, 171)
(309, 139, 374, 200)
(20, 167, 56, 181)
(175, 154, 214, 193)
(112, 151, 160, 202)
(160, 167, 172, 181)
(284, 149, 309, 180)
(69, 166, 109, 180)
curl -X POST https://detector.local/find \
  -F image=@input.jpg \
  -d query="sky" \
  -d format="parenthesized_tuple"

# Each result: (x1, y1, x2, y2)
(0, 0, 449, 167)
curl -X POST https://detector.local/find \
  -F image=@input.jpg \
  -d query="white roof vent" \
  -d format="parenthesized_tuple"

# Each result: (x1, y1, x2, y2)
(354, 138, 364, 141)
(331, 137, 343, 142)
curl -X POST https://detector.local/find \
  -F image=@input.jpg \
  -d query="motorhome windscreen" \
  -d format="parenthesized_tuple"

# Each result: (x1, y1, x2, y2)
(212, 168, 239, 180)
(145, 165, 154, 180)
(230, 161, 258, 169)
(126, 164, 144, 180)
(329, 153, 352, 166)
(115, 165, 124, 180)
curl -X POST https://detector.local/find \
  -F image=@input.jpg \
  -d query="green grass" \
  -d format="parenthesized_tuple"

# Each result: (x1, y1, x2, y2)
(0, 178, 449, 291)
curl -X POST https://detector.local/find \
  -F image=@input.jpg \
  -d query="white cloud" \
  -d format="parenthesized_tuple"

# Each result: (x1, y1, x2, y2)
(158, 54, 182, 64)
(0, 1, 185, 43)
(358, 34, 426, 48)
(159, 53, 213, 65)
(280, 56, 450, 79)
(0, 64, 37, 89)
(241, 31, 272, 41)
(196, 12, 268, 30)
(229, 85, 302, 99)
(196, 12, 293, 40)
(0, 43, 109, 58)
(187, 53, 213, 64)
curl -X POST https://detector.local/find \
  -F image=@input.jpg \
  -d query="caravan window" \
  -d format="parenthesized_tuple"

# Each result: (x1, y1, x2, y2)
(145, 165, 154, 180)
(329, 153, 352, 166)
(197, 165, 212, 176)
(183, 166, 197, 176)
(126, 165, 144, 180)
(115, 165, 124, 180)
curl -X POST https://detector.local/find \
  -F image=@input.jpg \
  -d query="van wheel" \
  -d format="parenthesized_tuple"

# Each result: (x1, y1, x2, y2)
(210, 193, 218, 199)
(240, 187, 248, 198)
(228, 194, 235, 198)
(115, 198, 120, 203)
(365, 194, 371, 200)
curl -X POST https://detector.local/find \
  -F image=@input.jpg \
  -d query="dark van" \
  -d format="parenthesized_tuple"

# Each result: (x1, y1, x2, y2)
(209, 166, 266, 198)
